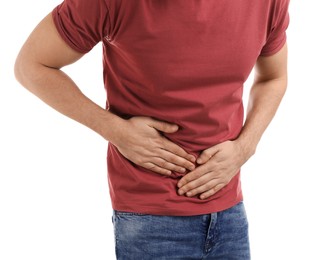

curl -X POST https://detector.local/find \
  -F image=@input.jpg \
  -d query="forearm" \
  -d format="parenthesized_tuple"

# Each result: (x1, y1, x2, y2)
(236, 77, 287, 160)
(14, 62, 124, 143)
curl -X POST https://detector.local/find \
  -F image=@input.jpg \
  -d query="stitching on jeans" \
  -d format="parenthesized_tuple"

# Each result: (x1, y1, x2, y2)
(204, 212, 217, 253)
(114, 210, 148, 216)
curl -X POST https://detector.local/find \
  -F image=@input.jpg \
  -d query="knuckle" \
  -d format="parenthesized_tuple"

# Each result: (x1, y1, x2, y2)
(187, 182, 196, 190)
(146, 163, 155, 170)
(170, 143, 183, 153)
(187, 190, 194, 197)
(203, 150, 211, 156)
(139, 157, 149, 165)
(217, 183, 225, 190)
(222, 177, 230, 184)
(200, 195, 207, 200)
(183, 177, 191, 184)
(207, 189, 215, 196)
(167, 153, 177, 163)
(158, 169, 167, 175)
(204, 183, 212, 190)
(178, 167, 186, 173)
(179, 180, 187, 187)
(174, 147, 184, 155)
(220, 174, 230, 183)
(193, 171, 202, 179)
(188, 155, 196, 163)
(171, 165, 180, 172)
(182, 160, 192, 167)
(191, 188, 200, 195)
(181, 160, 192, 170)
(211, 186, 218, 194)
(208, 191, 215, 197)
(160, 160, 169, 168)
(159, 122, 167, 131)
(179, 188, 186, 194)
(148, 165, 164, 175)
(211, 184, 223, 195)
(135, 157, 143, 165)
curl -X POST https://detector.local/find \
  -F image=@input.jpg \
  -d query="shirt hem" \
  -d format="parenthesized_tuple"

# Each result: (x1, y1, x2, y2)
(111, 195, 243, 216)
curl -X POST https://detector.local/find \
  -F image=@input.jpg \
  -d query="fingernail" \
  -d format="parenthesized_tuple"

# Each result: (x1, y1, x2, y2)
(178, 190, 184, 195)
(177, 183, 182, 188)
(179, 168, 186, 173)
(197, 158, 202, 164)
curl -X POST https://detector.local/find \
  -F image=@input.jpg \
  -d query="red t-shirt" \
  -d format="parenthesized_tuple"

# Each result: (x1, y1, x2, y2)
(52, 0, 289, 216)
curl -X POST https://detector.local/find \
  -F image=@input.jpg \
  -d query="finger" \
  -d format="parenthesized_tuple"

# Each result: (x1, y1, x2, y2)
(197, 145, 219, 164)
(159, 148, 195, 171)
(152, 157, 187, 174)
(143, 162, 172, 176)
(177, 174, 217, 196)
(148, 118, 179, 134)
(177, 164, 209, 188)
(181, 178, 220, 197)
(162, 138, 196, 164)
(199, 183, 225, 200)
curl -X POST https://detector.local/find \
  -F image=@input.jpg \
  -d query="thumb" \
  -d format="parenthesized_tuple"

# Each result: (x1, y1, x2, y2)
(149, 118, 179, 133)
(197, 145, 219, 164)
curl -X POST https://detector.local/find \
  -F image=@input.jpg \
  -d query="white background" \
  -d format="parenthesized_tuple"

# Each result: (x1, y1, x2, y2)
(1, 1, 312, 259)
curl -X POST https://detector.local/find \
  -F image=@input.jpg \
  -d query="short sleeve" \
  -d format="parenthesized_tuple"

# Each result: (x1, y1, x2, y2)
(52, 0, 111, 53)
(260, 0, 290, 56)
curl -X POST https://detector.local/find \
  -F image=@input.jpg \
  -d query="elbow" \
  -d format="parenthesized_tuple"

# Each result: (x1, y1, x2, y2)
(14, 53, 29, 87)
(14, 53, 42, 91)
(277, 76, 288, 97)
(14, 56, 22, 84)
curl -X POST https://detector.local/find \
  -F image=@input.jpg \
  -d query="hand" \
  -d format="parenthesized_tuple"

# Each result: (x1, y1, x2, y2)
(177, 140, 249, 199)
(113, 116, 196, 176)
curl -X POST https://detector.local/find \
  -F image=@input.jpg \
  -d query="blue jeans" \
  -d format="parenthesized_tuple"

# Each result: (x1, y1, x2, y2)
(112, 201, 250, 259)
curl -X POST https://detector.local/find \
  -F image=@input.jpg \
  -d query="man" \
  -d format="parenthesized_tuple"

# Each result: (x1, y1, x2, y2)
(14, 0, 290, 259)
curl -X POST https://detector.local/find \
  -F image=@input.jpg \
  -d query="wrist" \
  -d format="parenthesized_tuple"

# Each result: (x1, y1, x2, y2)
(109, 119, 128, 147)
(234, 136, 257, 163)
(89, 108, 127, 144)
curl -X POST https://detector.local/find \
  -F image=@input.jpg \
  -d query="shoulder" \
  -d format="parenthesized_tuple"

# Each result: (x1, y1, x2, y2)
(270, 0, 290, 11)
(265, 0, 290, 24)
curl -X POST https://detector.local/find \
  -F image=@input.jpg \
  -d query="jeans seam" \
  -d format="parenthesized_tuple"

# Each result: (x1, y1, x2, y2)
(204, 212, 217, 253)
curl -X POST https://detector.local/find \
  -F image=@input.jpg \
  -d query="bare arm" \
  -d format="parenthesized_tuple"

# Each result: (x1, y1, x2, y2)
(14, 13, 120, 141)
(177, 44, 288, 199)
(15, 13, 195, 175)
(236, 44, 288, 158)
